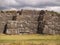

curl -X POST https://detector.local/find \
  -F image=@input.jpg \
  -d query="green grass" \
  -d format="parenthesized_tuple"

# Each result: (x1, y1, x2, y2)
(0, 34, 60, 45)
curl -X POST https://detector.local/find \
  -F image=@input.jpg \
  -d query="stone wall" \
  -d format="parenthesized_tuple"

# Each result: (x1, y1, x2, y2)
(6, 21, 18, 34)
(16, 15, 39, 34)
(0, 12, 17, 34)
(43, 11, 60, 34)
(0, 10, 60, 35)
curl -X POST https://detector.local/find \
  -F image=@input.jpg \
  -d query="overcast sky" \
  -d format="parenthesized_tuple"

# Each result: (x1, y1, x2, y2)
(0, 0, 60, 12)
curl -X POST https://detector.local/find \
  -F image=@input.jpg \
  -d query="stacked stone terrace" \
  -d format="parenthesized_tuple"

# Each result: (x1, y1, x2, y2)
(0, 10, 60, 35)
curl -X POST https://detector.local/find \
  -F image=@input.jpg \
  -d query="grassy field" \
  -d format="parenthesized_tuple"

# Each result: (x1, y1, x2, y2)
(0, 34, 60, 45)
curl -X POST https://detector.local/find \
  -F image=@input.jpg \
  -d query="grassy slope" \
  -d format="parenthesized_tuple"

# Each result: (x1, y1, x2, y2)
(0, 34, 60, 45)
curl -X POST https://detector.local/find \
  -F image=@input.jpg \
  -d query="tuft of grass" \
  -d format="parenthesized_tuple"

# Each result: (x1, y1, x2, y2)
(0, 34, 60, 45)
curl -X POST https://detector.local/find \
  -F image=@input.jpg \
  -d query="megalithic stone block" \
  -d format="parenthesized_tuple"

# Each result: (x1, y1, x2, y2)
(6, 29, 18, 35)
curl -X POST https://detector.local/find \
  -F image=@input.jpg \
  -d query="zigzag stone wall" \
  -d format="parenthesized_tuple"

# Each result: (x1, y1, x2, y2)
(0, 10, 60, 35)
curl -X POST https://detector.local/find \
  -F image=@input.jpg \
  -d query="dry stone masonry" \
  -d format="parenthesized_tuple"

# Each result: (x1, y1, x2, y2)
(0, 10, 60, 35)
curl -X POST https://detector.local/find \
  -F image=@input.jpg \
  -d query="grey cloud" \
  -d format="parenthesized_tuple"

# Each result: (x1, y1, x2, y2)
(0, 0, 60, 11)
